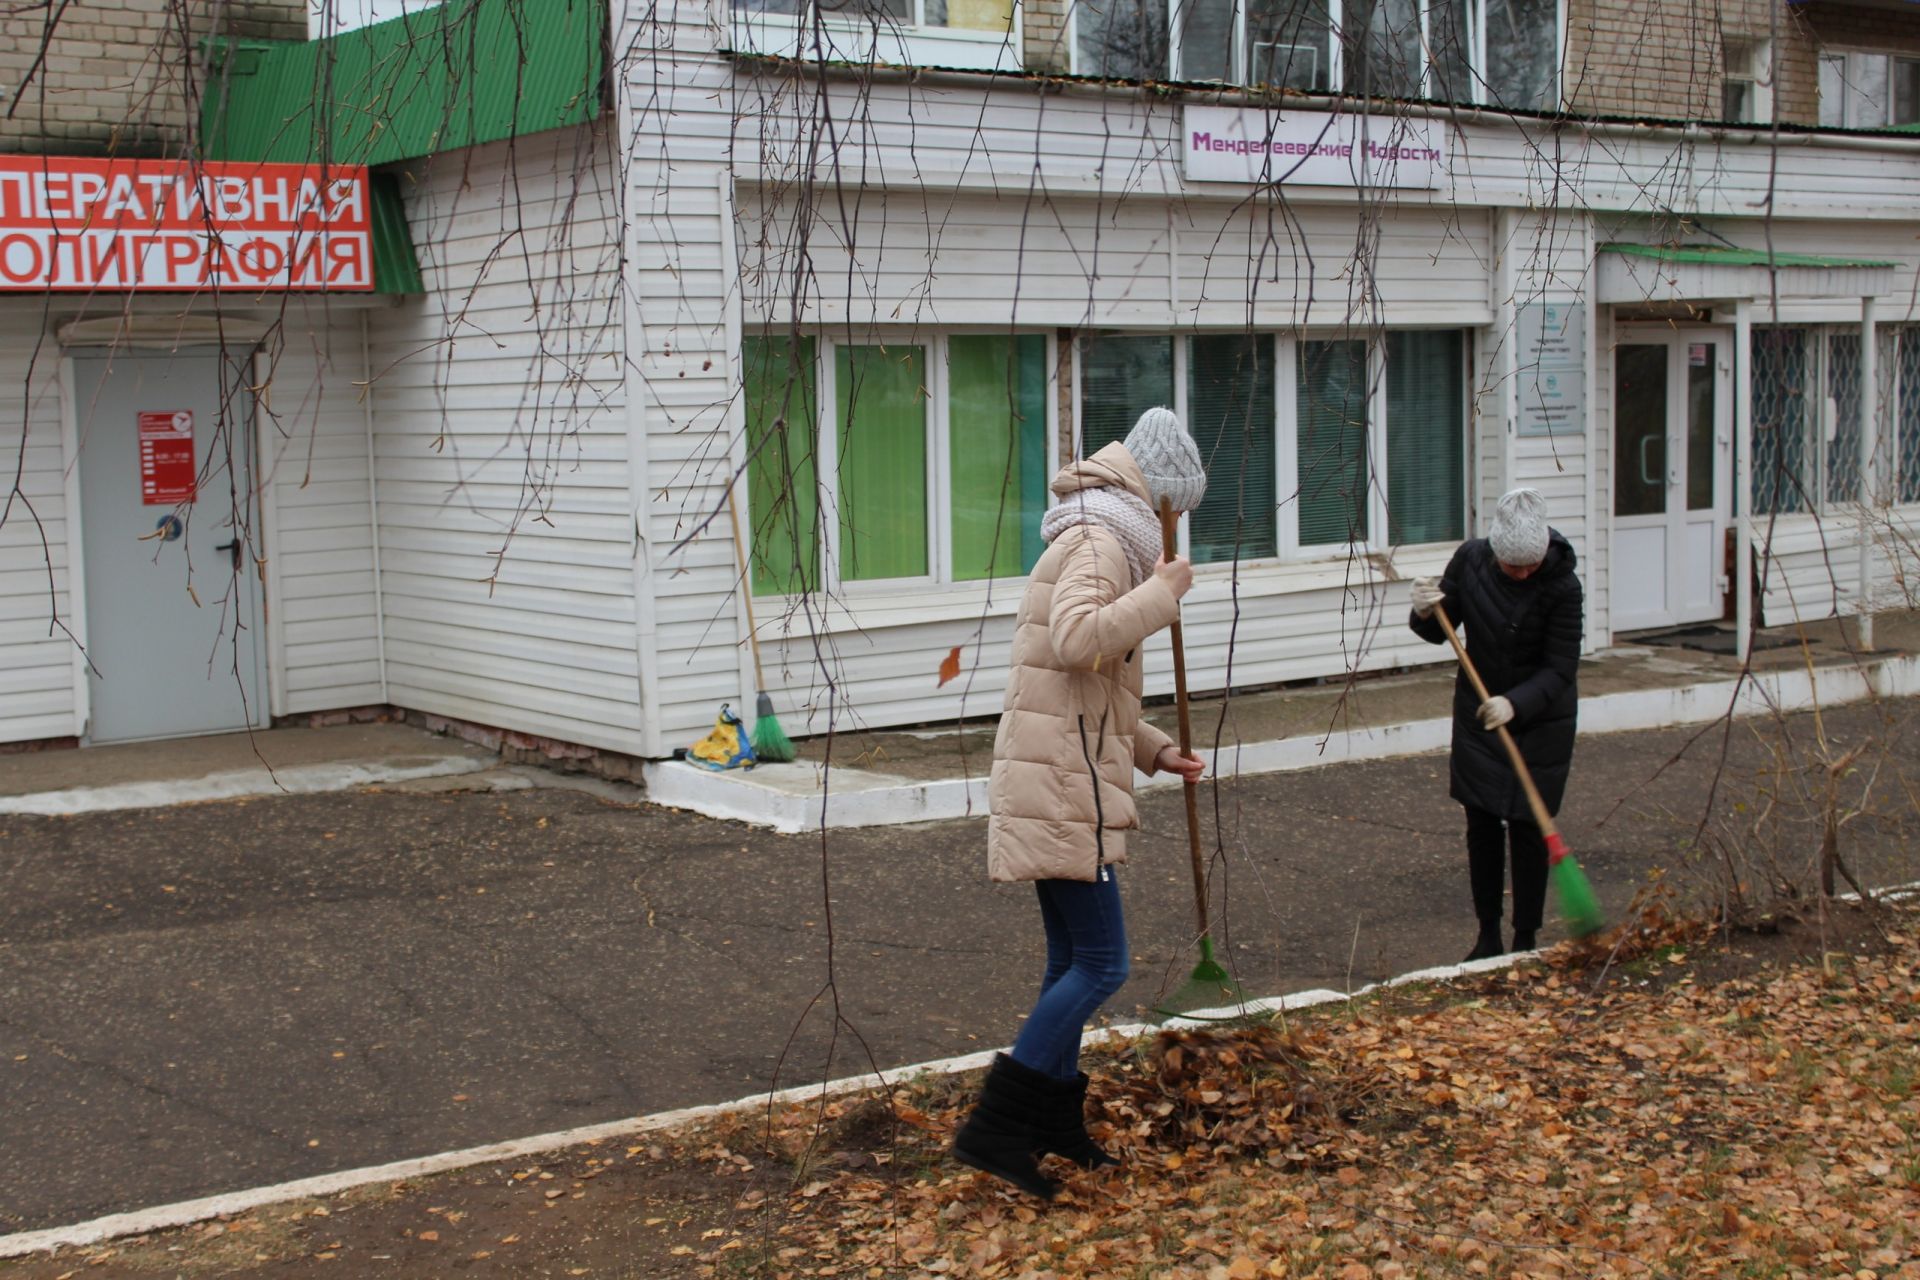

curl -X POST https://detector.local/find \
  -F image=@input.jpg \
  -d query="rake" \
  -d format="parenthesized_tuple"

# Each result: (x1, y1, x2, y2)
(1151, 498, 1246, 1019)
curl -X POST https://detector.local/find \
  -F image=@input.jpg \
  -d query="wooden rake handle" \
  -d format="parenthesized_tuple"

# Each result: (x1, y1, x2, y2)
(1430, 602, 1569, 863)
(1158, 499, 1210, 939)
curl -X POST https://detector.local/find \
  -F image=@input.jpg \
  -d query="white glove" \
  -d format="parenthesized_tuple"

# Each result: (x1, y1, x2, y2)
(1410, 576, 1444, 618)
(1478, 696, 1515, 730)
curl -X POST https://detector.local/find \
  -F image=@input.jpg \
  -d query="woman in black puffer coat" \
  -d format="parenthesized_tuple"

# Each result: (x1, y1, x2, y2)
(1408, 488, 1584, 961)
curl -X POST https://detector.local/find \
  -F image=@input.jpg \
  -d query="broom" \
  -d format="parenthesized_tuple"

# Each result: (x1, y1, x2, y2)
(1431, 602, 1604, 938)
(1152, 498, 1246, 1019)
(725, 484, 795, 763)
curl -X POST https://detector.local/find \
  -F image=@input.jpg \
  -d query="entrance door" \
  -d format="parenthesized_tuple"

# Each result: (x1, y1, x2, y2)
(73, 349, 267, 743)
(1612, 330, 1733, 632)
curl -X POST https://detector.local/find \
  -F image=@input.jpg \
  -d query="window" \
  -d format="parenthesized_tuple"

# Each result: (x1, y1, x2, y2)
(1096, 0, 1558, 104)
(741, 0, 1013, 28)
(1899, 329, 1920, 506)
(1189, 334, 1279, 561)
(741, 333, 1051, 595)
(1077, 328, 1466, 564)
(730, 0, 1020, 71)
(1750, 325, 1876, 516)
(743, 335, 821, 596)
(1296, 338, 1370, 546)
(1820, 50, 1920, 129)
(1078, 0, 1171, 80)
(1386, 329, 1466, 544)
(1721, 37, 1770, 124)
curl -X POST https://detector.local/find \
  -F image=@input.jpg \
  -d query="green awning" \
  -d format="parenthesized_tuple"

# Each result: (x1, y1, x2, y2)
(201, 0, 604, 168)
(1598, 243, 1899, 271)
(1597, 242, 1898, 305)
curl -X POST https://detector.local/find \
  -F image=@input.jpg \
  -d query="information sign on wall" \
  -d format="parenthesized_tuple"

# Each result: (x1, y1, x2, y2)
(1515, 301, 1587, 437)
(0, 158, 374, 292)
(1183, 106, 1449, 189)
(138, 410, 196, 505)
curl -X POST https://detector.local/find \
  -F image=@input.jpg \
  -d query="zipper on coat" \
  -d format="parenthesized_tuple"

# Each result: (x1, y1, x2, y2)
(1076, 712, 1110, 881)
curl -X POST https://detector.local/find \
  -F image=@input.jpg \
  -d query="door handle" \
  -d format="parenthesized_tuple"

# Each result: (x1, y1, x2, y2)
(1639, 434, 1662, 486)
(215, 539, 242, 570)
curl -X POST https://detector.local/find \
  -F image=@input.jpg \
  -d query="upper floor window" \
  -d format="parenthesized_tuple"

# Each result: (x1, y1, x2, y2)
(1076, 0, 1559, 111)
(1721, 37, 1771, 124)
(730, 0, 1022, 71)
(1819, 50, 1920, 130)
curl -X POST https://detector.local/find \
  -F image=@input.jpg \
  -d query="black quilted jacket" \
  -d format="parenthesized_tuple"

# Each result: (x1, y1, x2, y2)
(1409, 532, 1584, 820)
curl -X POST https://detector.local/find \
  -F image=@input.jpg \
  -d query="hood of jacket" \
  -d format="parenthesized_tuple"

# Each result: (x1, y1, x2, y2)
(1050, 441, 1152, 505)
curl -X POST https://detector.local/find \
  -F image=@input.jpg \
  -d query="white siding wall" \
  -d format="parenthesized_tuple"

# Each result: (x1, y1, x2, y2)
(257, 306, 384, 714)
(626, 33, 1920, 746)
(370, 126, 641, 753)
(0, 315, 79, 742)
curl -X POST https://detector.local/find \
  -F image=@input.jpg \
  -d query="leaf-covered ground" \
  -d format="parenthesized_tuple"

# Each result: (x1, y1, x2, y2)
(10, 904, 1918, 1279)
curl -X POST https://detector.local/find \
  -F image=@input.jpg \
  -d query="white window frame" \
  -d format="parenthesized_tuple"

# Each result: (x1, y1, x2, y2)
(1071, 329, 1467, 569)
(772, 330, 1059, 599)
(1819, 48, 1920, 130)
(727, 0, 1025, 72)
(1095, 0, 1561, 105)
(1721, 36, 1773, 125)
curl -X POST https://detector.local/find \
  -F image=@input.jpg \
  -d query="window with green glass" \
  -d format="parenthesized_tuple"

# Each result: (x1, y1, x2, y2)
(949, 334, 1049, 580)
(743, 334, 819, 596)
(1188, 334, 1277, 562)
(1385, 330, 1465, 545)
(1079, 335, 1174, 457)
(1297, 339, 1370, 547)
(836, 344, 929, 582)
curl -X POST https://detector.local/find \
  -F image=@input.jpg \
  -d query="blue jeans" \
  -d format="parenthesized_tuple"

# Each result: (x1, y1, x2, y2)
(1009, 868, 1130, 1080)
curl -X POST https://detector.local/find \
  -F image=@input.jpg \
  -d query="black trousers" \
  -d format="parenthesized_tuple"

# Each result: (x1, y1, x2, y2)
(1465, 805, 1548, 932)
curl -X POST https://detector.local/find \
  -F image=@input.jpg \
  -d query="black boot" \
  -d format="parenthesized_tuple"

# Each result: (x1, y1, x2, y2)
(1464, 921, 1503, 962)
(951, 1054, 1057, 1199)
(1034, 1071, 1117, 1170)
(1511, 928, 1538, 953)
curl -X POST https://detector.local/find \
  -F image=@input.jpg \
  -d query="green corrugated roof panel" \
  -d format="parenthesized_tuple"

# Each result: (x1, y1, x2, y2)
(369, 171, 424, 294)
(201, 0, 605, 168)
(1598, 243, 1899, 270)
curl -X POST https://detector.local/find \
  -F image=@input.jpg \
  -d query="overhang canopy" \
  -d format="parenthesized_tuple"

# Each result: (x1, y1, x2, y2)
(201, 0, 605, 169)
(1597, 242, 1898, 306)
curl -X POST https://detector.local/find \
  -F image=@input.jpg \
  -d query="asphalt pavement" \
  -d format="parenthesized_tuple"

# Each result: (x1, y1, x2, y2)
(4, 700, 1918, 1233)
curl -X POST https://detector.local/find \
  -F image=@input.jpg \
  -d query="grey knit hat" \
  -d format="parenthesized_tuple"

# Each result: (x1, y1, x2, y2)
(1488, 487, 1550, 566)
(1123, 407, 1208, 513)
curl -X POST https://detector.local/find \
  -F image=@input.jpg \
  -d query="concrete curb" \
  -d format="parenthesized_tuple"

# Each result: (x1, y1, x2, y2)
(0, 756, 498, 817)
(0, 948, 1532, 1259)
(7, 877, 1912, 1259)
(643, 652, 1920, 834)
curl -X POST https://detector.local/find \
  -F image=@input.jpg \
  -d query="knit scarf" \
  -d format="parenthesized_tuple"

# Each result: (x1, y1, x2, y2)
(1040, 486, 1162, 588)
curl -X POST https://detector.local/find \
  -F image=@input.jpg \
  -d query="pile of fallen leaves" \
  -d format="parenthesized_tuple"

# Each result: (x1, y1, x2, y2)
(718, 913, 1920, 1279)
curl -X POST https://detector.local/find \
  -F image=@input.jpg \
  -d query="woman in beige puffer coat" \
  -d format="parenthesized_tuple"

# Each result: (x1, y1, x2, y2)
(952, 408, 1208, 1200)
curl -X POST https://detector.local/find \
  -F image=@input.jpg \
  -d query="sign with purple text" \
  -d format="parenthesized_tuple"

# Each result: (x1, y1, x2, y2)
(1183, 106, 1449, 190)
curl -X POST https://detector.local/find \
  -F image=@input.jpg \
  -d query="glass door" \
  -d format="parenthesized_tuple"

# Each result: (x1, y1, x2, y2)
(1612, 328, 1732, 632)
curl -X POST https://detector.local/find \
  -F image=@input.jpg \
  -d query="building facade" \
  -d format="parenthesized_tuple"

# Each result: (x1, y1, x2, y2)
(3, 0, 1919, 761)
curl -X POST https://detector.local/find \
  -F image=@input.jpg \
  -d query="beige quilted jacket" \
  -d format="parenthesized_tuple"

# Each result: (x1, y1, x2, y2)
(986, 443, 1181, 883)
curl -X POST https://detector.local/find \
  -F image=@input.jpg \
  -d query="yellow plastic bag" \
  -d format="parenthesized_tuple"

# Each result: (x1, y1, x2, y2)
(686, 703, 756, 771)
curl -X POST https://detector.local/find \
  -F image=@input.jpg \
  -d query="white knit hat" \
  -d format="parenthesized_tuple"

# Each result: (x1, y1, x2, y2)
(1488, 487, 1550, 566)
(1123, 407, 1208, 514)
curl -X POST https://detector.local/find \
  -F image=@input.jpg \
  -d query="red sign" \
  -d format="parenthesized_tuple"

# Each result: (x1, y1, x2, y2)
(138, 410, 196, 505)
(0, 157, 374, 293)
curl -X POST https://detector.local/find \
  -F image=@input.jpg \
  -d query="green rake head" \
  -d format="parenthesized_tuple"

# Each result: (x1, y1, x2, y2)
(1152, 936, 1250, 1022)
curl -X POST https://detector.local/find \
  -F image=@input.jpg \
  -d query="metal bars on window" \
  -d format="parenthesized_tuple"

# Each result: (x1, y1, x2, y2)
(1750, 323, 1911, 518)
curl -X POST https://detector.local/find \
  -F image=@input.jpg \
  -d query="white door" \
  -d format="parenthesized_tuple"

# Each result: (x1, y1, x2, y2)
(1612, 330, 1733, 632)
(73, 349, 267, 743)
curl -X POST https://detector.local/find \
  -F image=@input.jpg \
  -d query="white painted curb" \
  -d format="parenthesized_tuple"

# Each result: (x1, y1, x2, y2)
(7, 878, 1914, 1260)
(645, 653, 1920, 833)
(0, 757, 498, 818)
